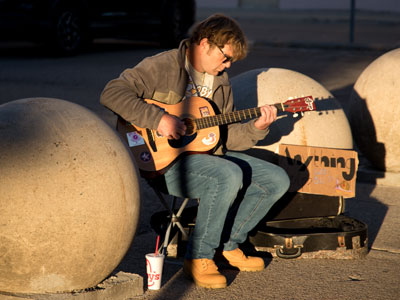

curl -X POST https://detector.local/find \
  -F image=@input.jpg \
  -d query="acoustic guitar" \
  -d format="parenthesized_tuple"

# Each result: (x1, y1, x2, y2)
(117, 96, 315, 177)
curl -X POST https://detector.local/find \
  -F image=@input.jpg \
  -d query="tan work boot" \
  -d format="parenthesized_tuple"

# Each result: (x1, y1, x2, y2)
(183, 258, 227, 289)
(222, 248, 265, 272)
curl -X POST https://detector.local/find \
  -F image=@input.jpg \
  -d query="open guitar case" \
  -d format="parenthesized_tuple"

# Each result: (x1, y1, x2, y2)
(150, 192, 368, 259)
(246, 192, 368, 259)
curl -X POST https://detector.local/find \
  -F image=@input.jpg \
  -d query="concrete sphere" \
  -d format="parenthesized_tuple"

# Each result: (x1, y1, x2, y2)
(231, 68, 353, 160)
(349, 48, 400, 171)
(0, 98, 140, 294)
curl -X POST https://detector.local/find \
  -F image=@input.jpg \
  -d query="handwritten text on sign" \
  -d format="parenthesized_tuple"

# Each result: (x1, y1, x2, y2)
(279, 144, 358, 198)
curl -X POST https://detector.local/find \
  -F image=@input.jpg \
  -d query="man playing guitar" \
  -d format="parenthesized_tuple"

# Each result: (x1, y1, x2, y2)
(101, 14, 290, 289)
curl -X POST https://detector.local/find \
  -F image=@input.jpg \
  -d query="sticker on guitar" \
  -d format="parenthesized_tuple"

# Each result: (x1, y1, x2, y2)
(140, 151, 152, 163)
(127, 132, 145, 147)
(199, 106, 211, 117)
(202, 132, 217, 146)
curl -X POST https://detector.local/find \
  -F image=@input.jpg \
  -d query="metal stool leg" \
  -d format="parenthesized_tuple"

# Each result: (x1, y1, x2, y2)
(152, 188, 190, 255)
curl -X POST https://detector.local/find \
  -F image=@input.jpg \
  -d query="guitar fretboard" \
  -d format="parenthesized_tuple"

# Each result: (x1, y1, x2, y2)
(194, 103, 283, 130)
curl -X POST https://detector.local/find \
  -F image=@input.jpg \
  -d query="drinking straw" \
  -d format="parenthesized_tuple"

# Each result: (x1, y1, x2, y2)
(155, 235, 160, 255)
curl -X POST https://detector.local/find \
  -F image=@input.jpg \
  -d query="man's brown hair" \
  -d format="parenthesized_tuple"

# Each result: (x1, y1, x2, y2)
(189, 14, 248, 62)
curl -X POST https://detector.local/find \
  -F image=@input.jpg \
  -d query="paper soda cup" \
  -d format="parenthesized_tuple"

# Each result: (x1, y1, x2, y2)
(146, 253, 165, 290)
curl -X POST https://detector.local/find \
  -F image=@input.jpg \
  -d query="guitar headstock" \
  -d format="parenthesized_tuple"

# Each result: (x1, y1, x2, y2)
(282, 96, 315, 114)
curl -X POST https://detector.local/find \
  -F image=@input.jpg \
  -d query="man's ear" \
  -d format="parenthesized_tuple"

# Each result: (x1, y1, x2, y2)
(199, 38, 210, 50)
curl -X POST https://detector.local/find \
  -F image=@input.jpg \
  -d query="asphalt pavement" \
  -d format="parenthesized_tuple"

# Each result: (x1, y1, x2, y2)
(197, 7, 400, 51)
(1, 6, 399, 300)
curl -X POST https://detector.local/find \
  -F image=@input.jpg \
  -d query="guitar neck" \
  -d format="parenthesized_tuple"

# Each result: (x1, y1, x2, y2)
(195, 103, 284, 130)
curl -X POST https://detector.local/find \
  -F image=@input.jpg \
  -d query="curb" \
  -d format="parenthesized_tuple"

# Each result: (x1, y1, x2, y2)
(357, 167, 400, 187)
(0, 272, 143, 300)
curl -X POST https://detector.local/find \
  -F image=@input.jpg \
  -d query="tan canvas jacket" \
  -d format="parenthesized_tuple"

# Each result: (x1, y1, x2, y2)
(100, 40, 269, 154)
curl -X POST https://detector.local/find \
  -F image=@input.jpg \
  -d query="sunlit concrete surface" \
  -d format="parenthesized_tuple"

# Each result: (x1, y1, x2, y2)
(349, 48, 400, 172)
(0, 98, 141, 294)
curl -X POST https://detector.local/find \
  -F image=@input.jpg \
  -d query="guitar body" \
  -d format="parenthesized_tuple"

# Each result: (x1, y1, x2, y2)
(116, 95, 315, 177)
(117, 97, 220, 176)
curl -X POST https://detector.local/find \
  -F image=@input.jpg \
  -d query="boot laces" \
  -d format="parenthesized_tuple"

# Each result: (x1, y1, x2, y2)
(201, 259, 217, 271)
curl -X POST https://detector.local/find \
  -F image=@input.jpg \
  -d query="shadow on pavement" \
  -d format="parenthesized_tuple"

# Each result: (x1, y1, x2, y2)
(331, 84, 388, 250)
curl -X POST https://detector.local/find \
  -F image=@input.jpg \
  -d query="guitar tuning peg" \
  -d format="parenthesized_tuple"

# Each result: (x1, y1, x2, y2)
(293, 113, 299, 118)
(301, 112, 304, 116)
(288, 97, 294, 100)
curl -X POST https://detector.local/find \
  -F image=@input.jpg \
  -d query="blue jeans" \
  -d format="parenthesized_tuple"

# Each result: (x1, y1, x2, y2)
(163, 151, 290, 259)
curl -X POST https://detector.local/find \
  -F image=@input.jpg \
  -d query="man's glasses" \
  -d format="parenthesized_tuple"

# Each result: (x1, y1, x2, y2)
(215, 45, 234, 64)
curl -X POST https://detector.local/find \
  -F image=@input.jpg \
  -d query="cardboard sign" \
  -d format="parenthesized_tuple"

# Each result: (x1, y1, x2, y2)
(278, 144, 358, 198)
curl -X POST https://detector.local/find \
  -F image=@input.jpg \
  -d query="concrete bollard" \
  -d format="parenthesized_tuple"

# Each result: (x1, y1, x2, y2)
(349, 48, 400, 172)
(231, 68, 353, 162)
(0, 98, 141, 294)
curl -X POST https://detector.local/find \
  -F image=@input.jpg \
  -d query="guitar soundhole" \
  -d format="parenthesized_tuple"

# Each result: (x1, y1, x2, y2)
(183, 118, 196, 135)
(168, 133, 197, 149)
